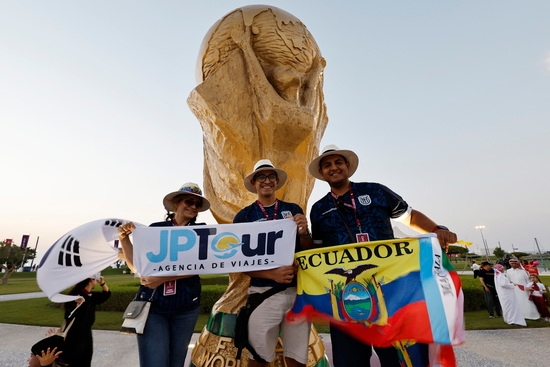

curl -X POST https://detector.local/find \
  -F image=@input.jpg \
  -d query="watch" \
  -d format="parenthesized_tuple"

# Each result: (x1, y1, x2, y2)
(434, 225, 449, 232)
(299, 229, 312, 239)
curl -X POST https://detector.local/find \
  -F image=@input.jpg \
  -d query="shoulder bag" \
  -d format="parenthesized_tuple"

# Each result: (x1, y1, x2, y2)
(120, 288, 156, 335)
(31, 318, 75, 356)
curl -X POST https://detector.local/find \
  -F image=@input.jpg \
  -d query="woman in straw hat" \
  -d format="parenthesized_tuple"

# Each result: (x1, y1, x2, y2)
(118, 182, 210, 367)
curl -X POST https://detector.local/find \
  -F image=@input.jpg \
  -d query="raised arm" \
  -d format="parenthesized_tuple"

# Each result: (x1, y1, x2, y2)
(118, 222, 137, 273)
(402, 209, 457, 249)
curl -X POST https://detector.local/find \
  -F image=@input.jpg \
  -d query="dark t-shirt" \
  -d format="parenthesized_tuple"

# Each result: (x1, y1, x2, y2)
(479, 268, 496, 289)
(234, 199, 303, 287)
(311, 182, 410, 247)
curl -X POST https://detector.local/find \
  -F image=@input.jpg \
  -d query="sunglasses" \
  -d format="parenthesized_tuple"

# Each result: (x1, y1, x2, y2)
(183, 198, 203, 208)
(254, 174, 278, 182)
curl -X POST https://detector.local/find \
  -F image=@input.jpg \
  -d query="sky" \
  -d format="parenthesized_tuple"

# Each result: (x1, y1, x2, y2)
(1, 1, 549, 265)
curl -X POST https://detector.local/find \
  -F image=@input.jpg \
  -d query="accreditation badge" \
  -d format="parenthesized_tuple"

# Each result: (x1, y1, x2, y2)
(356, 233, 369, 243)
(164, 280, 176, 296)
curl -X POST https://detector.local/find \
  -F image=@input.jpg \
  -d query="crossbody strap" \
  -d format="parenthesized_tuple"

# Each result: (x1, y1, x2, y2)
(238, 286, 286, 362)
(60, 317, 76, 339)
(134, 287, 157, 302)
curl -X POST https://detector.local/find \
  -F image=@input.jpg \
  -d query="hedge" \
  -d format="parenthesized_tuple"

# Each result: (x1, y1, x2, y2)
(57, 273, 491, 313)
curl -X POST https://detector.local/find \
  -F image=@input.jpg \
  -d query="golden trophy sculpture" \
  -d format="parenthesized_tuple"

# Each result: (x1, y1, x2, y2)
(188, 5, 329, 367)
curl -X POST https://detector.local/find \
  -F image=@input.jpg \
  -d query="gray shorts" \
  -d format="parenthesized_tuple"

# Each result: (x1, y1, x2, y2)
(247, 286, 310, 364)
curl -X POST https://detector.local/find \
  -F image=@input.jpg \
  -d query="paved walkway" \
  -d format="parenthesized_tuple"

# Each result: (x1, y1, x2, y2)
(2, 322, 549, 367)
(0, 291, 46, 302)
(2, 289, 550, 366)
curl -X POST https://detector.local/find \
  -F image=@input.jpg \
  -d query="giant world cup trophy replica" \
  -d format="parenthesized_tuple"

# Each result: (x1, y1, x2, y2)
(188, 5, 329, 366)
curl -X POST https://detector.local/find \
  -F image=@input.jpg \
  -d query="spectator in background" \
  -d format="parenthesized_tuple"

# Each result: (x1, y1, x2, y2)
(524, 260, 540, 276)
(478, 261, 502, 319)
(471, 260, 481, 279)
(494, 264, 525, 326)
(63, 274, 111, 367)
(505, 259, 540, 320)
(526, 274, 550, 322)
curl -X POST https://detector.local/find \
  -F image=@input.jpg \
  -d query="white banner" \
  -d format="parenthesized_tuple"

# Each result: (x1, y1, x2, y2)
(37, 218, 144, 303)
(132, 219, 297, 277)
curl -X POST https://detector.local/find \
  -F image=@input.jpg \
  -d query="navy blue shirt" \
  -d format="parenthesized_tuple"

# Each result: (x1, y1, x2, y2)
(135, 220, 202, 314)
(310, 182, 410, 247)
(234, 200, 303, 287)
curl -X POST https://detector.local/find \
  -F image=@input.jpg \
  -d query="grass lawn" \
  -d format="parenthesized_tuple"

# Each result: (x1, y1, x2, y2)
(1, 266, 549, 333)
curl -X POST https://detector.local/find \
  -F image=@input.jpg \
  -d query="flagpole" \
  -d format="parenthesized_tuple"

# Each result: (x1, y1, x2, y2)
(534, 238, 547, 272)
(29, 236, 39, 270)
(475, 225, 490, 261)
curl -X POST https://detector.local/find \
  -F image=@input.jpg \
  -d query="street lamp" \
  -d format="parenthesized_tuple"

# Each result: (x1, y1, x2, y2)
(475, 225, 490, 261)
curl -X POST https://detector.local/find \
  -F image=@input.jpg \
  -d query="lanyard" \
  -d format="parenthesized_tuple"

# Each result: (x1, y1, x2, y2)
(257, 199, 278, 221)
(331, 184, 362, 233)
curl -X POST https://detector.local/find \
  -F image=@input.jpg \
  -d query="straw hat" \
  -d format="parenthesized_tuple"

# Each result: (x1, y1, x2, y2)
(244, 159, 288, 193)
(162, 182, 210, 212)
(308, 144, 359, 181)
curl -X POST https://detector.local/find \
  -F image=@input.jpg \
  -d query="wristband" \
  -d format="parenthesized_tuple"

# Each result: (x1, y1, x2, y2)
(100, 283, 106, 286)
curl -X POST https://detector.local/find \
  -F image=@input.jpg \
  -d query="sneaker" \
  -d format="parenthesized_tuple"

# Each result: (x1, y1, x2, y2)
(489, 316, 495, 318)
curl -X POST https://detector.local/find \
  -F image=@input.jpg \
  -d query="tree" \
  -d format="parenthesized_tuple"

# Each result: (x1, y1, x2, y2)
(465, 253, 481, 259)
(446, 245, 468, 257)
(512, 251, 529, 259)
(0, 241, 36, 285)
(493, 247, 506, 259)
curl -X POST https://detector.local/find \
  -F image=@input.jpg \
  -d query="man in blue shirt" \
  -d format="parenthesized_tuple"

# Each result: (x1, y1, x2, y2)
(308, 145, 457, 367)
(234, 159, 313, 367)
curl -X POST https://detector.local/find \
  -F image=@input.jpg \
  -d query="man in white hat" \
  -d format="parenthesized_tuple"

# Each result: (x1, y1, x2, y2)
(307, 145, 457, 367)
(234, 159, 313, 367)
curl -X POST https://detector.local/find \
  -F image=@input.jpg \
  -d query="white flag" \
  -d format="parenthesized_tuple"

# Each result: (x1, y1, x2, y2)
(37, 218, 144, 302)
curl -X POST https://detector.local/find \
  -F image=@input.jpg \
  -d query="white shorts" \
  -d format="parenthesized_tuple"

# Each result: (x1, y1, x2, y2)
(247, 286, 310, 364)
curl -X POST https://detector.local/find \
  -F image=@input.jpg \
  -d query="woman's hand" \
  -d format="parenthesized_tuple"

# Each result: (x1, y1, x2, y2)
(118, 222, 136, 240)
(140, 276, 169, 289)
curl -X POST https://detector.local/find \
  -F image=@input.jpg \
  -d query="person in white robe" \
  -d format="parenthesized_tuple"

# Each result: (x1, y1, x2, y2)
(494, 264, 526, 326)
(505, 259, 540, 320)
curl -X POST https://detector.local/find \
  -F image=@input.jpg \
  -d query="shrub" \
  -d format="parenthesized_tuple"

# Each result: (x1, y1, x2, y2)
(460, 275, 487, 312)
(96, 276, 229, 313)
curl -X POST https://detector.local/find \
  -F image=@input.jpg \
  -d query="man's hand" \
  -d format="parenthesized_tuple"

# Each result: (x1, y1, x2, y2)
(293, 213, 310, 237)
(268, 265, 297, 284)
(433, 228, 457, 251)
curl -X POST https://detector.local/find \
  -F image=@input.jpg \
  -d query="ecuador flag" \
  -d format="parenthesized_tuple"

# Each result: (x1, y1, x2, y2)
(289, 235, 465, 366)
